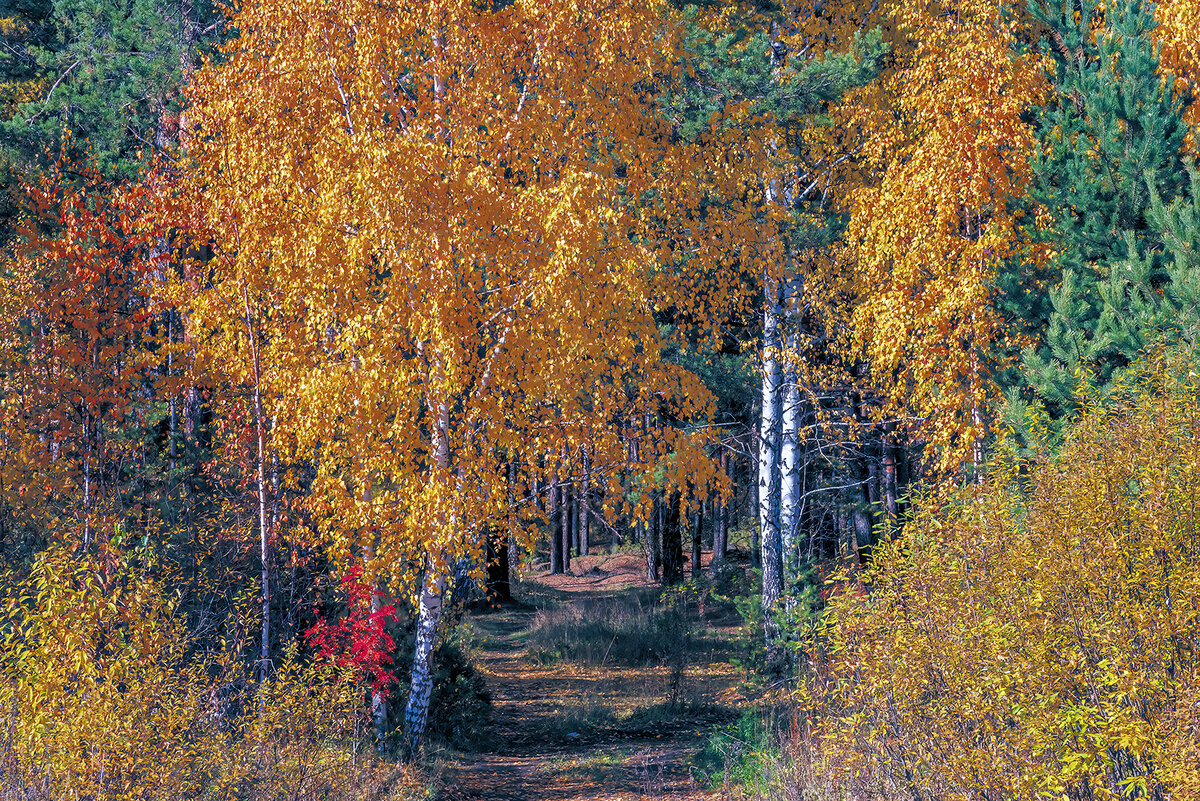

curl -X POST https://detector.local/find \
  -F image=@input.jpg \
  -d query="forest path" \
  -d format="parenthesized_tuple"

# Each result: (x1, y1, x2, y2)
(435, 553, 744, 801)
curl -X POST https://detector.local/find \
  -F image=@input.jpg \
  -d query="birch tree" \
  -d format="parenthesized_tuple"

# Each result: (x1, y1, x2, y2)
(183, 0, 737, 757)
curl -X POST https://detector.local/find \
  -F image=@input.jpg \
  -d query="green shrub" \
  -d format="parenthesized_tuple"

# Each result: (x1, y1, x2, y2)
(425, 640, 492, 751)
(381, 635, 492, 752)
(693, 708, 783, 793)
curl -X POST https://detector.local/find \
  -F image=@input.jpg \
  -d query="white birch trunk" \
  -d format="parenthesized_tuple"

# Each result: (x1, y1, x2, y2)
(242, 285, 271, 685)
(402, 392, 450, 757)
(759, 274, 784, 618)
(779, 366, 801, 596)
(779, 279, 803, 603)
(402, 567, 446, 756)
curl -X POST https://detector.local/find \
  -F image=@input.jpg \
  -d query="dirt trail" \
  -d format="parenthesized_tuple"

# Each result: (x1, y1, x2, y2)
(436, 554, 741, 801)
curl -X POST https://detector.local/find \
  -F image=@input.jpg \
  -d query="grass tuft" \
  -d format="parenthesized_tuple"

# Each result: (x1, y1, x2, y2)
(521, 588, 717, 668)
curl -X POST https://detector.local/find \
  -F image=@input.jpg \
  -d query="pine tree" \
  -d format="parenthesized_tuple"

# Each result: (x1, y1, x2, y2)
(0, 0, 216, 178)
(1018, 0, 1192, 415)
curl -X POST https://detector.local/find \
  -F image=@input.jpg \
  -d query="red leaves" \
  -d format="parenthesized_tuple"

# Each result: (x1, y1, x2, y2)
(305, 565, 399, 696)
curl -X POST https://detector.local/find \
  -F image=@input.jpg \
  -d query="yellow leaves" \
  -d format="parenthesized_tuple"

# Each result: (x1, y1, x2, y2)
(1153, 0, 1200, 146)
(0, 546, 382, 801)
(811, 361, 1200, 798)
(842, 0, 1050, 472)
(179, 0, 746, 595)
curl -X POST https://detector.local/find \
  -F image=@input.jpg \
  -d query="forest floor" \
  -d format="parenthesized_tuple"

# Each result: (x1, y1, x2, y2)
(432, 552, 749, 801)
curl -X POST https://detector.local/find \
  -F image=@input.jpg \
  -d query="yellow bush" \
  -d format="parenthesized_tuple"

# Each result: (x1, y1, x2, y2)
(810, 362, 1200, 800)
(0, 547, 416, 801)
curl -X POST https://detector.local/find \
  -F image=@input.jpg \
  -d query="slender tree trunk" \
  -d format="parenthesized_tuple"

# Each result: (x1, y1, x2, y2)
(402, 390, 451, 758)
(779, 369, 801, 596)
(359, 478, 388, 739)
(759, 276, 784, 618)
(241, 285, 271, 686)
(850, 393, 874, 561)
(970, 331, 985, 483)
(581, 500, 590, 557)
(691, 502, 703, 578)
(609, 503, 619, 553)
(550, 466, 563, 574)
(571, 490, 581, 556)
(560, 481, 572, 572)
(508, 532, 520, 583)
(403, 567, 446, 756)
(882, 423, 898, 531)
(867, 426, 880, 526)
(507, 459, 521, 584)
(369, 580, 388, 734)
(750, 428, 761, 568)
(705, 496, 724, 573)
(167, 312, 177, 495)
(255, 395, 270, 684)
(82, 413, 92, 550)
(661, 491, 684, 584)
(711, 496, 726, 572)
(645, 495, 660, 582)
(711, 450, 729, 572)
(578, 451, 589, 557)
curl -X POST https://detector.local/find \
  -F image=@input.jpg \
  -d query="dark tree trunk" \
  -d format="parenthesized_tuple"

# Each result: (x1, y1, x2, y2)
(711, 495, 727, 572)
(729, 447, 740, 530)
(867, 433, 880, 527)
(897, 436, 912, 520)
(849, 393, 875, 563)
(572, 491, 582, 556)
(579, 450, 590, 557)
(486, 530, 511, 603)
(550, 471, 563, 574)
(507, 460, 521, 583)
(560, 482, 572, 572)
(578, 483, 589, 557)
(691, 502, 703, 578)
(646, 495, 660, 582)
(661, 492, 684, 585)
(882, 424, 898, 530)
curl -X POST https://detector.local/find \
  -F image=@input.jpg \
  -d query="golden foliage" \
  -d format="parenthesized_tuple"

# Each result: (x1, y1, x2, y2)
(179, 0, 750, 594)
(809, 356, 1200, 799)
(1155, 0, 1200, 145)
(843, 0, 1049, 470)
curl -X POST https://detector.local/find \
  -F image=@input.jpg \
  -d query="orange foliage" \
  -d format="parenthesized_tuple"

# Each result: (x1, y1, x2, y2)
(179, 0, 751, 595)
(0, 156, 170, 544)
